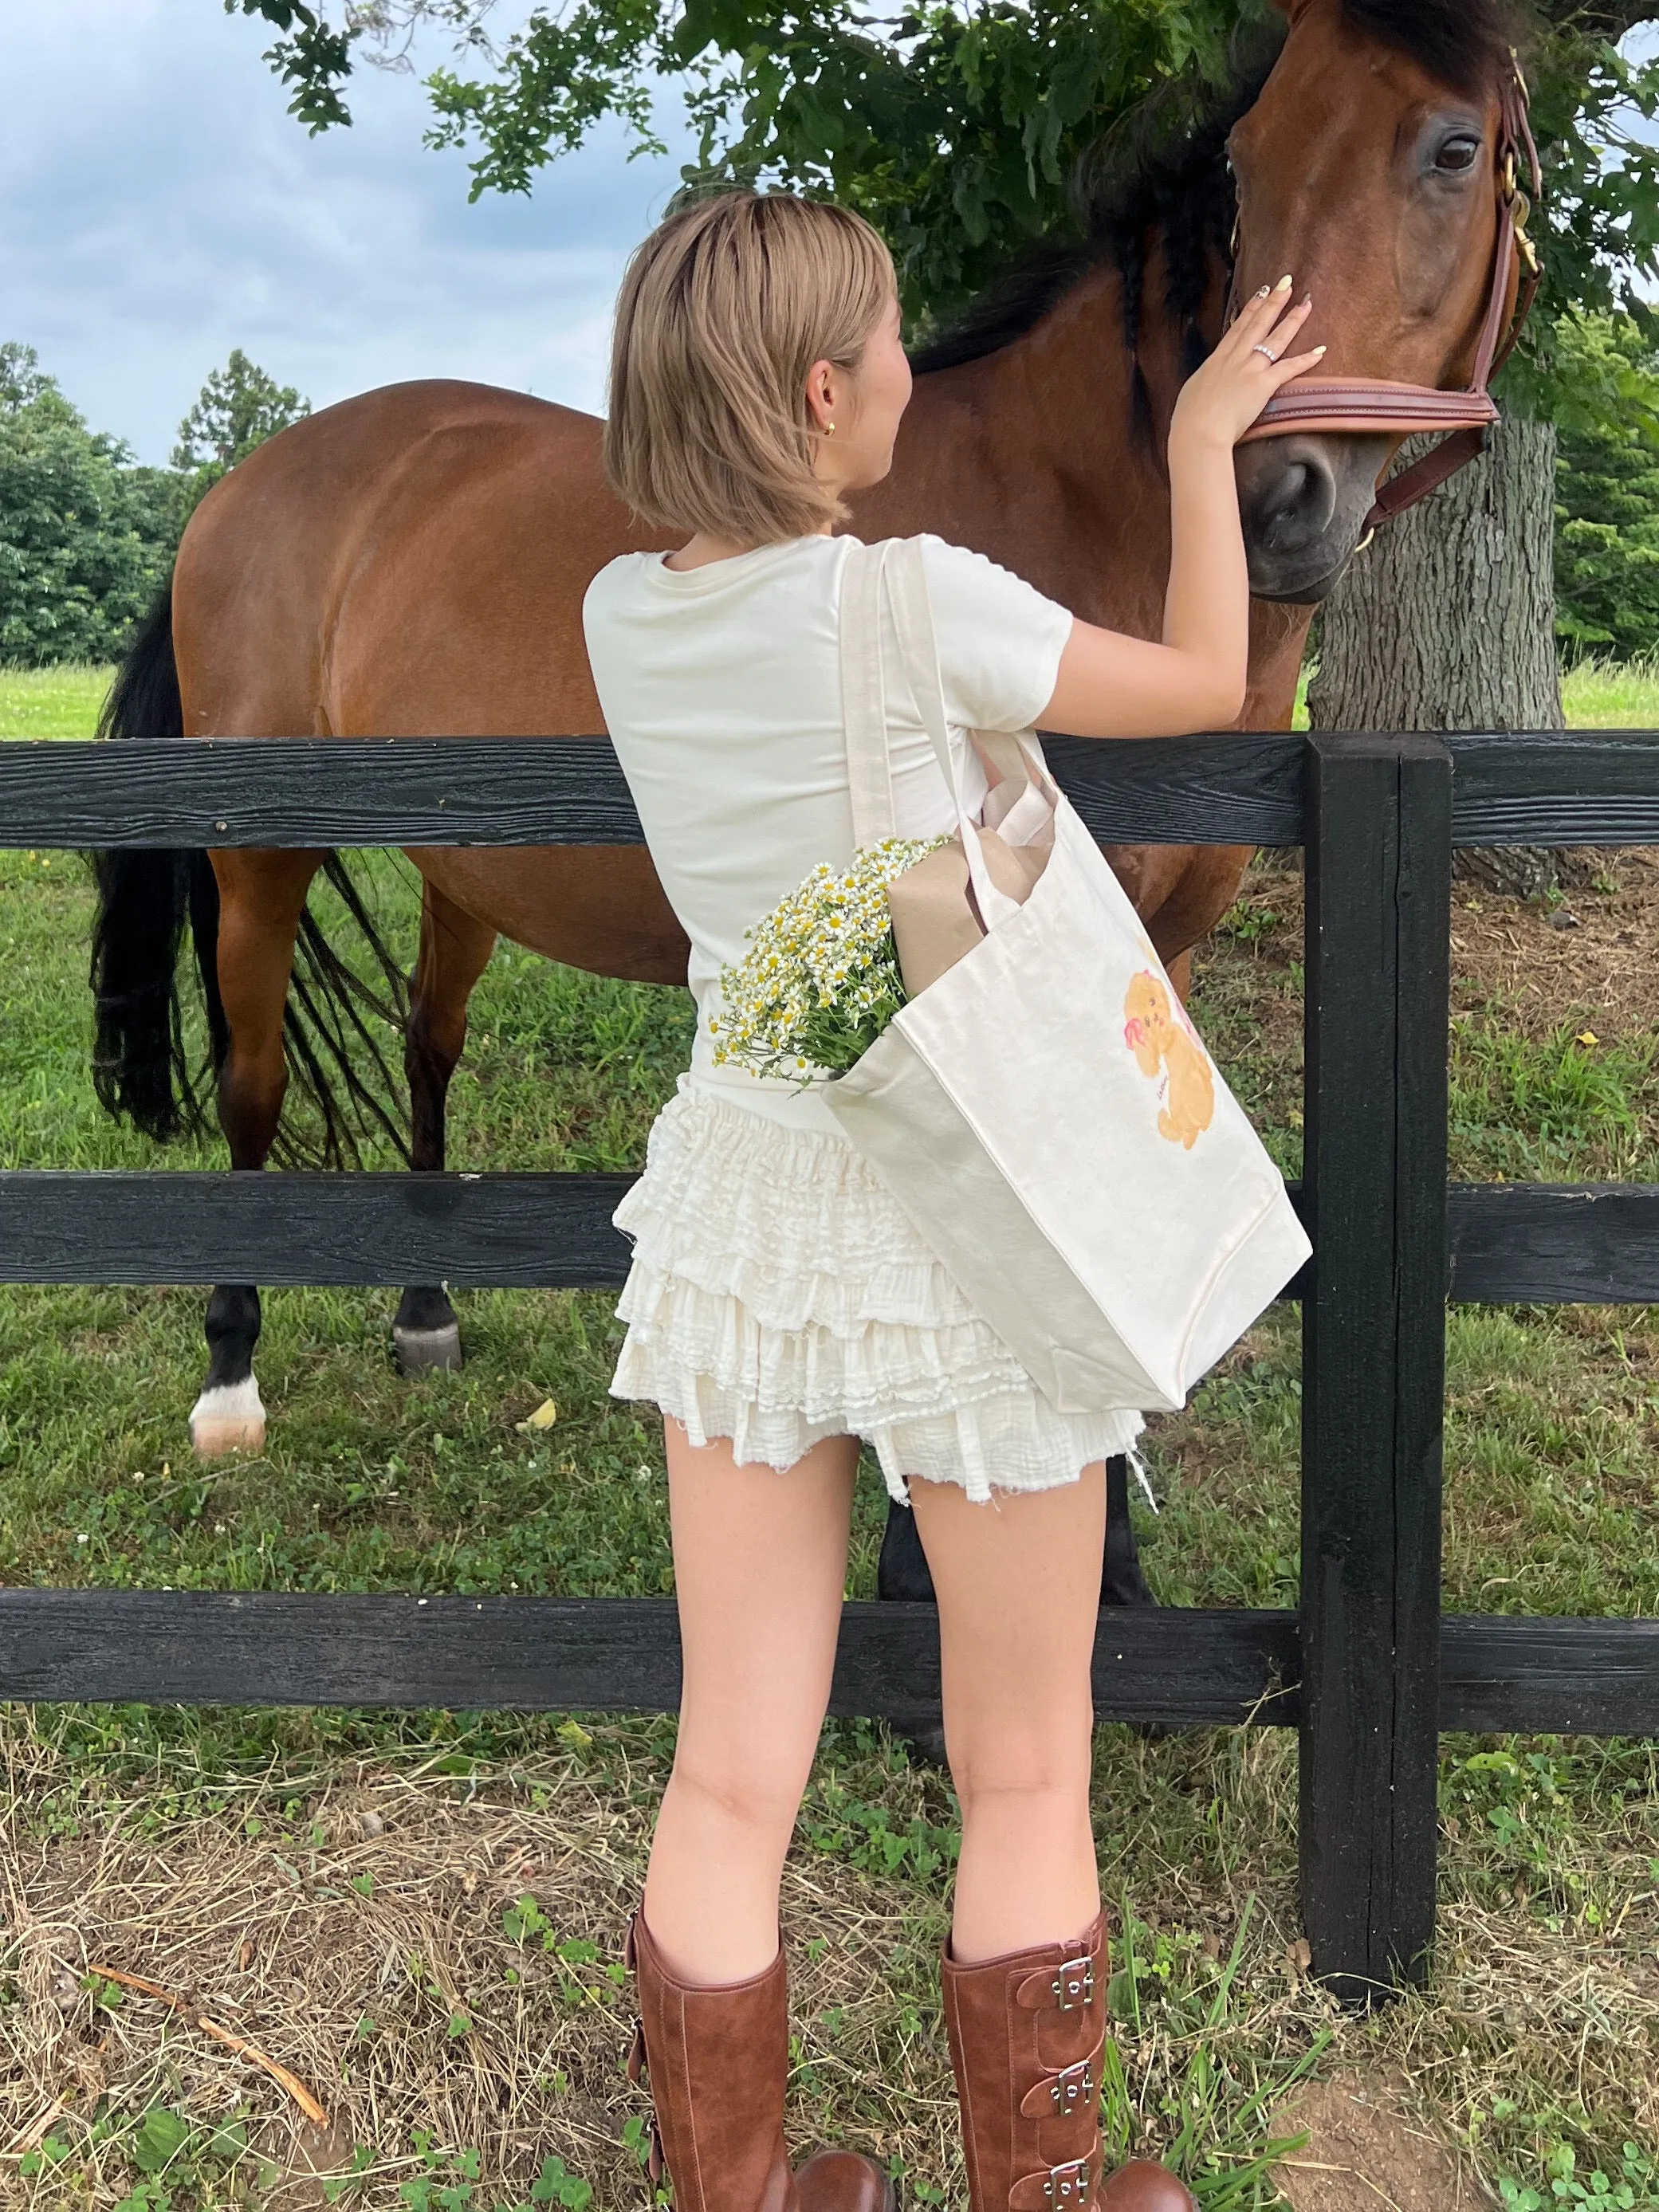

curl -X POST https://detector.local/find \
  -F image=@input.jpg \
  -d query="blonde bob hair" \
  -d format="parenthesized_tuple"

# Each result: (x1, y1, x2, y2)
(603, 189, 896, 547)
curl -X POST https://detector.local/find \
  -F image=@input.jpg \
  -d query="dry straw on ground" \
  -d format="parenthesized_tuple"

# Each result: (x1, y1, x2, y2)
(1244, 846, 1659, 1042)
(0, 1717, 948, 2206)
(3, 1712, 1658, 2208)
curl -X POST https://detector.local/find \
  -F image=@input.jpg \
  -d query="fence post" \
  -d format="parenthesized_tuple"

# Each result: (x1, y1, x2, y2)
(1299, 733, 1452, 2000)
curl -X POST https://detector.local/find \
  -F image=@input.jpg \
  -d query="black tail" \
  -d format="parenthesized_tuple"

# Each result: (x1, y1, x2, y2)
(88, 584, 219, 1141)
(88, 581, 413, 1168)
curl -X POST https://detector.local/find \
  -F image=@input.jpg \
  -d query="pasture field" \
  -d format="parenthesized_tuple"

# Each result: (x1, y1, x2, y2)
(0, 667, 116, 741)
(1561, 653, 1659, 728)
(0, 669, 1657, 2210)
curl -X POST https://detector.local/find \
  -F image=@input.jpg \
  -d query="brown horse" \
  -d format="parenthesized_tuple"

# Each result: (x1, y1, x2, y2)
(91, 0, 1527, 1492)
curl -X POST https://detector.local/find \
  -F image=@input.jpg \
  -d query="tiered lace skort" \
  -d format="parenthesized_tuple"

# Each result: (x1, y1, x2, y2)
(609, 1080, 1144, 1505)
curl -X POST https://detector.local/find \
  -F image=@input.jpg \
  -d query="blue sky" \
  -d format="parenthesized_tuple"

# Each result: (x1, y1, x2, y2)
(0, 1, 693, 463)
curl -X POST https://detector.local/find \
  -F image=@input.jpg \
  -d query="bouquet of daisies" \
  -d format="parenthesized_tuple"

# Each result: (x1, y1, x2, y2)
(710, 836, 948, 1082)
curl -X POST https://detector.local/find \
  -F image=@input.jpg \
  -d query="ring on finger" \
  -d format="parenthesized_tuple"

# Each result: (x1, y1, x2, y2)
(1252, 344, 1279, 362)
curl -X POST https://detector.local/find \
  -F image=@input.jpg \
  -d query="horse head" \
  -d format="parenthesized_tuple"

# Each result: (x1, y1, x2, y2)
(1228, 0, 1531, 603)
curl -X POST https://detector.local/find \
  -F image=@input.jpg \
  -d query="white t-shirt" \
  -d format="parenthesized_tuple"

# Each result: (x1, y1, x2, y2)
(582, 532, 1074, 1130)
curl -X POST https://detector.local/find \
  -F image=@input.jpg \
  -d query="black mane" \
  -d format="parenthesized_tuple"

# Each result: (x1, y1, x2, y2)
(910, 0, 1525, 399)
(1342, 0, 1521, 97)
(906, 244, 1091, 379)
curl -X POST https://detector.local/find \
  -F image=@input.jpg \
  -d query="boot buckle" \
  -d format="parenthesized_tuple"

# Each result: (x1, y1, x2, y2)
(1050, 1955, 1095, 2010)
(1051, 2057, 1095, 2114)
(1044, 2159, 1091, 2206)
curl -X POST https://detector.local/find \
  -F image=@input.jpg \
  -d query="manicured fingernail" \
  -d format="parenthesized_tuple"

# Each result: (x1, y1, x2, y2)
(1313, 344, 1327, 355)
(1276, 273, 1292, 289)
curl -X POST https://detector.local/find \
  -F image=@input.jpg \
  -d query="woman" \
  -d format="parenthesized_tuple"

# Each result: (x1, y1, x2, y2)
(582, 191, 1319, 2212)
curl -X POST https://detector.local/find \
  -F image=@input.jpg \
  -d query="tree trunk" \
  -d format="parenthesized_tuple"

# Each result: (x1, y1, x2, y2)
(1307, 418, 1564, 898)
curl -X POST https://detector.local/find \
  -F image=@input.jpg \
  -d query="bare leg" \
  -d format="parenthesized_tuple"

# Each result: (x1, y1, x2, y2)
(643, 1419, 862, 1985)
(909, 1463, 1107, 1962)
(879, 1454, 1151, 1610)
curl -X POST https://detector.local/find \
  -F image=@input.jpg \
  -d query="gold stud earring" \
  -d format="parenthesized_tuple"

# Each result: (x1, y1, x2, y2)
(824, 420, 835, 437)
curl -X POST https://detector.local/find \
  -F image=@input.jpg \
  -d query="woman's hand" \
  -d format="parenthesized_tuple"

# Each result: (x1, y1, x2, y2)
(1169, 276, 1323, 454)
(1036, 275, 1325, 741)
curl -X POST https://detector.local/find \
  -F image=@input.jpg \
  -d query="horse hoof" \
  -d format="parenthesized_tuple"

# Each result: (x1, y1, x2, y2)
(190, 1377, 267, 1458)
(394, 1322, 463, 1374)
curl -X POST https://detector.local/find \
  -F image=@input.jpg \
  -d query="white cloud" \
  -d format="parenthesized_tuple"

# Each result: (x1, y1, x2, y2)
(0, 0, 692, 459)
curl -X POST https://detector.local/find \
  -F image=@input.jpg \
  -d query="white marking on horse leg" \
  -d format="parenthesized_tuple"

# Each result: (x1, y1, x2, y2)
(190, 1376, 267, 1458)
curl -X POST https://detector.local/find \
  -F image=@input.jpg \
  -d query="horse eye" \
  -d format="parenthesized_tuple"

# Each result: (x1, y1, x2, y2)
(1434, 135, 1481, 174)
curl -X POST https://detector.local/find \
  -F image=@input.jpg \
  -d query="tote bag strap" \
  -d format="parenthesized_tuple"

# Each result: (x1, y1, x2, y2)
(887, 547, 1058, 823)
(883, 538, 1023, 929)
(838, 540, 897, 846)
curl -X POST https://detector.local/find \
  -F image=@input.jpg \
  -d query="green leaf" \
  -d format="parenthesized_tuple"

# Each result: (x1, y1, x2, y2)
(530, 2154, 596, 2206)
(131, 2105, 193, 2176)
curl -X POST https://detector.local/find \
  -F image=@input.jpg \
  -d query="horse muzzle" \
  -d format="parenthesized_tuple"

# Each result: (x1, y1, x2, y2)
(1225, 53, 1541, 607)
(1236, 431, 1390, 604)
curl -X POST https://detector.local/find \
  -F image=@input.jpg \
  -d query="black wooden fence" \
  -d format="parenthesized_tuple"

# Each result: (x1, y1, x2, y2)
(2, 728, 1658, 2004)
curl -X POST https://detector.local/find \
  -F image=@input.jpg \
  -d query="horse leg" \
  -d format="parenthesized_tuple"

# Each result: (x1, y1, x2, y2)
(876, 1503, 952, 1765)
(1102, 1452, 1155, 1605)
(392, 879, 497, 1373)
(191, 851, 323, 1458)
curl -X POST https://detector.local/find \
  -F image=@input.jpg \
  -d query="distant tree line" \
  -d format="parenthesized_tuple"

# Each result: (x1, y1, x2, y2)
(0, 346, 309, 666)
(1551, 315, 1659, 662)
(4, 317, 1659, 666)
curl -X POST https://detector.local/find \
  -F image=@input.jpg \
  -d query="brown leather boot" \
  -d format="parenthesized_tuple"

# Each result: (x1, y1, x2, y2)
(626, 1914, 894, 2212)
(940, 1911, 1194, 2212)
(798, 2151, 897, 2212)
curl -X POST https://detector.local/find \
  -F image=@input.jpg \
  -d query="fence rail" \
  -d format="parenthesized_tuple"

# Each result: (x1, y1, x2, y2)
(4, 1593, 1657, 1734)
(2, 728, 1657, 2001)
(2, 1175, 1658, 1301)
(6, 731, 1659, 847)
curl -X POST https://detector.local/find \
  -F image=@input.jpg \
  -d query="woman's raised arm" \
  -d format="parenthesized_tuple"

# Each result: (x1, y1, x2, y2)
(1039, 276, 1323, 739)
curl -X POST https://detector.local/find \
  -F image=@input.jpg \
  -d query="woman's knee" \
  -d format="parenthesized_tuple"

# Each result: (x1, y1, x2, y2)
(945, 1727, 1095, 1822)
(666, 1742, 812, 1841)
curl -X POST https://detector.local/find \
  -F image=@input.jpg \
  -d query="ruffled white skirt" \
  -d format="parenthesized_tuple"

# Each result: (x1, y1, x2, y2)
(609, 1078, 1144, 1505)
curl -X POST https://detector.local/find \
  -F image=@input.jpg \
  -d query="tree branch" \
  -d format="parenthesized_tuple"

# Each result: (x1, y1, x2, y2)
(1535, 1, 1659, 41)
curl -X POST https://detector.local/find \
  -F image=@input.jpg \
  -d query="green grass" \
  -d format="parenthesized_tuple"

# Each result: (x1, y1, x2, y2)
(1561, 651, 1659, 729)
(2, 662, 1658, 2209)
(0, 662, 115, 738)
(0, 844, 911, 1609)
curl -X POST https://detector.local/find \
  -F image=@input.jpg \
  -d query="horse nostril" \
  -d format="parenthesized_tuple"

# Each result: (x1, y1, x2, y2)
(1268, 463, 1310, 530)
(1257, 454, 1338, 552)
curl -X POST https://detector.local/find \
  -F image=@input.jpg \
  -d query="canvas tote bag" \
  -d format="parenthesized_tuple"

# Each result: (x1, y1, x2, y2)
(822, 536, 1311, 1415)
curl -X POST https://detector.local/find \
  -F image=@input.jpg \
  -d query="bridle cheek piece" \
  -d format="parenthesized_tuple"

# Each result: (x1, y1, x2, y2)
(1229, 52, 1542, 536)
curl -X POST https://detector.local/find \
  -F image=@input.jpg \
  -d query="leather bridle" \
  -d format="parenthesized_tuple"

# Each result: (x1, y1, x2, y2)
(1229, 52, 1542, 537)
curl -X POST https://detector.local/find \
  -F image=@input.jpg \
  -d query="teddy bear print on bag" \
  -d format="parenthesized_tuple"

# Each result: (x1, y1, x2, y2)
(1122, 970, 1217, 1150)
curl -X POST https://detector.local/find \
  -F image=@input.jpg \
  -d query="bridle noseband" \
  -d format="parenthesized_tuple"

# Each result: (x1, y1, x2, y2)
(1229, 53, 1542, 536)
